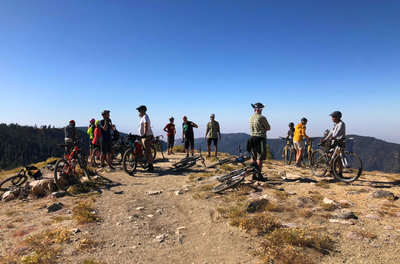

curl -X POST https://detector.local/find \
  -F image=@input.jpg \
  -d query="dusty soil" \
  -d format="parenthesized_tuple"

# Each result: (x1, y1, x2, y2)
(1, 152, 400, 264)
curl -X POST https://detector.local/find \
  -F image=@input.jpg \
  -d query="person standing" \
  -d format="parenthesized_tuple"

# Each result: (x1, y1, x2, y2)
(100, 110, 115, 170)
(90, 120, 101, 166)
(247, 102, 270, 181)
(87, 118, 96, 160)
(204, 114, 221, 157)
(286, 122, 295, 139)
(64, 120, 77, 155)
(137, 105, 154, 172)
(182, 116, 198, 157)
(163, 117, 176, 155)
(293, 117, 310, 167)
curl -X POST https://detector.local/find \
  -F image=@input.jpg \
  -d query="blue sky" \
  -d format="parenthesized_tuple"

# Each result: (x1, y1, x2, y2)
(0, 0, 399, 143)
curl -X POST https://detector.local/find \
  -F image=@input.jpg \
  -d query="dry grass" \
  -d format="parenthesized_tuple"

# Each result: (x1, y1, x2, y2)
(192, 184, 214, 199)
(217, 203, 248, 227)
(172, 145, 185, 153)
(308, 191, 324, 202)
(81, 260, 103, 264)
(76, 237, 100, 252)
(12, 226, 37, 238)
(273, 189, 288, 200)
(353, 230, 377, 240)
(188, 171, 215, 182)
(72, 199, 100, 224)
(240, 213, 281, 236)
(315, 181, 331, 189)
(51, 215, 71, 223)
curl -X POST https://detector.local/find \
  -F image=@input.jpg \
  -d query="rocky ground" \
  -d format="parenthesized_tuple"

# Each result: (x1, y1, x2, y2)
(1, 152, 400, 264)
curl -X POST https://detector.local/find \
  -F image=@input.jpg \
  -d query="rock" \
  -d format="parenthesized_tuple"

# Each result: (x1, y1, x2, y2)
(246, 199, 269, 213)
(329, 219, 355, 225)
(296, 197, 316, 208)
(338, 200, 354, 208)
(279, 171, 286, 177)
(154, 234, 166, 243)
(30, 179, 57, 197)
(175, 227, 187, 234)
(195, 177, 203, 181)
(72, 228, 81, 234)
(2, 190, 17, 202)
(178, 235, 185, 244)
(372, 190, 395, 199)
(48, 191, 67, 198)
(384, 225, 394, 230)
(147, 214, 154, 218)
(175, 190, 183, 195)
(156, 209, 163, 215)
(323, 198, 336, 205)
(111, 243, 116, 247)
(146, 190, 162, 195)
(249, 192, 262, 199)
(128, 214, 140, 221)
(331, 209, 358, 220)
(282, 222, 297, 228)
(365, 214, 381, 220)
(347, 231, 363, 240)
(47, 202, 63, 213)
(135, 207, 144, 211)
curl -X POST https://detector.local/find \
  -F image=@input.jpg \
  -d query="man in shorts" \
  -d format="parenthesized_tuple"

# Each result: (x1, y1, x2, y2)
(163, 117, 176, 155)
(204, 114, 221, 157)
(64, 120, 77, 155)
(137, 105, 154, 172)
(87, 118, 96, 159)
(100, 110, 115, 170)
(293, 117, 310, 167)
(247, 102, 270, 181)
(182, 116, 198, 157)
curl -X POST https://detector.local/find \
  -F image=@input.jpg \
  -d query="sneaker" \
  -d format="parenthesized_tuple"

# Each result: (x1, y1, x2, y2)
(295, 163, 302, 167)
(147, 164, 154, 172)
(207, 154, 211, 158)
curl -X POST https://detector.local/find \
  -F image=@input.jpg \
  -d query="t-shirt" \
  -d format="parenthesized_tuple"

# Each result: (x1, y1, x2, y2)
(100, 119, 112, 142)
(92, 127, 101, 145)
(87, 124, 95, 140)
(325, 121, 346, 141)
(206, 121, 220, 138)
(164, 123, 175, 137)
(138, 114, 153, 136)
(183, 121, 194, 139)
(293, 123, 307, 142)
(287, 129, 294, 139)
(249, 113, 270, 138)
(64, 124, 76, 141)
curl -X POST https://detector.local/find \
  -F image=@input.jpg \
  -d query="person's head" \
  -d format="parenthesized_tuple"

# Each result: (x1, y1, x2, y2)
(136, 105, 147, 117)
(101, 110, 110, 119)
(69, 120, 75, 127)
(95, 120, 101, 127)
(169, 117, 174, 123)
(301, 117, 308, 125)
(89, 118, 95, 125)
(289, 122, 294, 129)
(329, 111, 342, 123)
(251, 102, 265, 113)
(210, 114, 215, 121)
(183, 116, 188, 123)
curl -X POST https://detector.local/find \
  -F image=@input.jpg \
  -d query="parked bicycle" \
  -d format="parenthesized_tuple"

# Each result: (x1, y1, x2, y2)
(301, 137, 316, 167)
(54, 139, 91, 191)
(280, 137, 296, 165)
(207, 145, 249, 168)
(172, 148, 205, 171)
(122, 134, 157, 175)
(0, 166, 43, 191)
(91, 137, 129, 167)
(310, 138, 363, 183)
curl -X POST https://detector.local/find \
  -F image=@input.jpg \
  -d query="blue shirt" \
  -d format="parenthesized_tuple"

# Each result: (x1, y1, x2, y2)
(100, 119, 112, 142)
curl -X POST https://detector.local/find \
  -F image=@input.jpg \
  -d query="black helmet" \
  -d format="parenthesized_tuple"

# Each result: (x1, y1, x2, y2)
(101, 110, 110, 116)
(251, 102, 265, 109)
(288, 122, 294, 127)
(301, 117, 308, 123)
(136, 105, 147, 112)
(330, 111, 342, 118)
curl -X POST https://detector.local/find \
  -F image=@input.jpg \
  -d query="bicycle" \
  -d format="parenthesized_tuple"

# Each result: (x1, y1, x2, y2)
(309, 139, 363, 183)
(172, 148, 205, 171)
(0, 166, 43, 191)
(211, 160, 262, 193)
(301, 137, 316, 167)
(207, 145, 249, 168)
(54, 139, 91, 191)
(153, 135, 165, 159)
(122, 134, 157, 175)
(91, 138, 128, 167)
(280, 137, 296, 165)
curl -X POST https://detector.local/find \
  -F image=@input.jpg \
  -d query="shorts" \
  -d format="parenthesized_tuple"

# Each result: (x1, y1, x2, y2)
(101, 140, 112, 154)
(184, 138, 194, 150)
(167, 135, 175, 148)
(207, 138, 218, 146)
(293, 141, 305, 151)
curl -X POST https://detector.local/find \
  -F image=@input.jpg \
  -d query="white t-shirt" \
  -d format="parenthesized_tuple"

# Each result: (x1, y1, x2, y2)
(138, 114, 153, 136)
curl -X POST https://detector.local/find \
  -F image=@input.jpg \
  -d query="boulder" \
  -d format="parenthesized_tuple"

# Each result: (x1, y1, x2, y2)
(48, 202, 63, 213)
(246, 199, 269, 213)
(331, 209, 358, 220)
(30, 179, 57, 197)
(372, 190, 395, 199)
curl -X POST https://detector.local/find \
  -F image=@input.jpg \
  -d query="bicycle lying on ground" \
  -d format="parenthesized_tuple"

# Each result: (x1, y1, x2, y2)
(310, 138, 363, 183)
(207, 145, 249, 168)
(0, 166, 43, 191)
(280, 137, 296, 165)
(54, 139, 91, 191)
(172, 149, 205, 171)
(122, 134, 157, 175)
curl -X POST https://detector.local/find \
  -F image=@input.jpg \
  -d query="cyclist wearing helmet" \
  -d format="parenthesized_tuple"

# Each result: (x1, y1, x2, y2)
(205, 114, 221, 157)
(293, 117, 310, 167)
(247, 102, 270, 181)
(163, 117, 176, 155)
(87, 118, 96, 159)
(137, 105, 154, 172)
(100, 110, 115, 170)
(321, 111, 346, 145)
(90, 120, 101, 166)
(182, 116, 198, 157)
(64, 120, 77, 155)
(286, 122, 295, 139)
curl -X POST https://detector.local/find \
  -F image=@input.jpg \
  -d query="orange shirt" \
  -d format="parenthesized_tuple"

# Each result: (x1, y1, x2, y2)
(293, 123, 308, 142)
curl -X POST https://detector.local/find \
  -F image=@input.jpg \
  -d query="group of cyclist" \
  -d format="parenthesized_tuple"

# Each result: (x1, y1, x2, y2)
(64, 102, 345, 178)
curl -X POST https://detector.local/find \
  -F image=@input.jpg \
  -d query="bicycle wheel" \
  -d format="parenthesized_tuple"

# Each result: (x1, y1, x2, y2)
(111, 148, 123, 165)
(282, 146, 292, 165)
(217, 169, 246, 182)
(333, 151, 362, 183)
(0, 171, 28, 191)
(122, 149, 138, 175)
(92, 147, 101, 166)
(54, 159, 71, 191)
(310, 149, 329, 177)
(212, 176, 245, 193)
(77, 155, 91, 181)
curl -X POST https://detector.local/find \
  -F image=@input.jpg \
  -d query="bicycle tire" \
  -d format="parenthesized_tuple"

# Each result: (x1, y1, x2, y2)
(122, 149, 138, 175)
(0, 171, 28, 191)
(310, 149, 329, 177)
(212, 176, 245, 193)
(92, 147, 101, 167)
(111, 148, 123, 165)
(173, 160, 196, 171)
(77, 155, 91, 181)
(217, 169, 246, 182)
(332, 151, 362, 183)
(151, 145, 156, 160)
(54, 158, 71, 191)
(282, 146, 292, 165)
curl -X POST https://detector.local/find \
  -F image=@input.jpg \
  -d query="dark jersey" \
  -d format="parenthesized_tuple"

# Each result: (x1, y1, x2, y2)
(183, 121, 194, 139)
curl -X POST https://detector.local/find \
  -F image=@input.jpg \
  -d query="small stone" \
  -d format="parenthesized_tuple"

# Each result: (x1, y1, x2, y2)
(72, 228, 81, 234)
(175, 190, 183, 195)
(347, 231, 363, 240)
(128, 214, 140, 221)
(49, 191, 67, 198)
(339, 200, 354, 208)
(147, 214, 154, 218)
(175, 227, 187, 234)
(47, 203, 63, 213)
(365, 214, 381, 220)
(282, 222, 297, 228)
(384, 225, 394, 230)
(146, 190, 162, 195)
(279, 171, 286, 177)
(329, 219, 355, 225)
(111, 243, 116, 247)
(156, 209, 162, 215)
(178, 235, 185, 244)
(323, 198, 336, 205)
(331, 209, 358, 220)
(2, 190, 16, 202)
(195, 177, 203, 181)
(154, 234, 166, 242)
(246, 199, 268, 213)
(372, 190, 395, 199)
(135, 207, 144, 211)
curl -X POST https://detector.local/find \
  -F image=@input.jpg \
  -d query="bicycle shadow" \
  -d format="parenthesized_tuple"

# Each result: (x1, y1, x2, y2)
(344, 179, 400, 189)
(90, 173, 123, 194)
(132, 165, 206, 178)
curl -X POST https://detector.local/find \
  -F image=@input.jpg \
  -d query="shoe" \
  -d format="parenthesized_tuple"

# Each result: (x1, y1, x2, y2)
(295, 163, 302, 167)
(207, 154, 211, 158)
(147, 164, 154, 172)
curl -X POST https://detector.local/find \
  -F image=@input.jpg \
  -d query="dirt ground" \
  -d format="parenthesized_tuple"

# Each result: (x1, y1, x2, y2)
(1, 152, 400, 264)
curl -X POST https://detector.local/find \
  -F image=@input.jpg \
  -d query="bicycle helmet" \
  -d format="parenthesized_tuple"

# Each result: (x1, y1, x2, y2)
(69, 120, 75, 124)
(288, 122, 294, 127)
(330, 111, 342, 118)
(301, 117, 308, 123)
(95, 120, 101, 126)
(251, 102, 265, 109)
(136, 105, 147, 112)
(101, 110, 110, 116)
(89, 118, 95, 124)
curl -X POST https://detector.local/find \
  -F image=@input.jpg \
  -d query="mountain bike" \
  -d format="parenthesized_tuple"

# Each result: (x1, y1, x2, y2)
(91, 138, 128, 167)
(0, 166, 43, 191)
(301, 137, 316, 167)
(280, 137, 295, 165)
(122, 134, 157, 175)
(172, 148, 205, 171)
(211, 161, 262, 193)
(54, 139, 91, 191)
(153, 135, 165, 159)
(207, 145, 249, 168)
(310, 139, 363, 183)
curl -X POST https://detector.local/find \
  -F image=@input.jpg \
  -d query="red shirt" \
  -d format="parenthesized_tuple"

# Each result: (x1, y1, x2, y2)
(92, 127, 101, 145)
(164, 123, 176, 137)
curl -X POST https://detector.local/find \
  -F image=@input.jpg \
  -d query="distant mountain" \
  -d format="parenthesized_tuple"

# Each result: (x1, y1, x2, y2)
(174, 133, 400, 173)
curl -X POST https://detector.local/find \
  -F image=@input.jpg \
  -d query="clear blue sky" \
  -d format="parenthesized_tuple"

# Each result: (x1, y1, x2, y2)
(1, 0, 399, 143)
